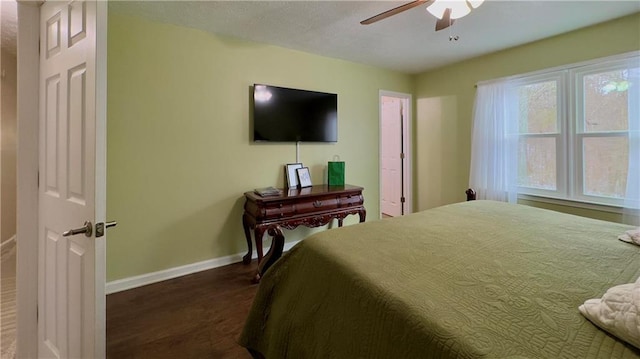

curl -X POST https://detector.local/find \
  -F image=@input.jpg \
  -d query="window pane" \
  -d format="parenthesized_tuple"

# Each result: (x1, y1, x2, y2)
(583, 69, 634, 132)
(518, 81, 558, 134)
(583, 137, 628, 198)
(518, 137, 556, 190)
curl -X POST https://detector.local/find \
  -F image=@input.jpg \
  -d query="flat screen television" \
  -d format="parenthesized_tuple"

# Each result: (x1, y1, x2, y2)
(253, 84, 337, 142)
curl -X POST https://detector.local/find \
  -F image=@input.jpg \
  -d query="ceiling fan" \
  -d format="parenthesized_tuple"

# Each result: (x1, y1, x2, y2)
(361, 0, 485, 31)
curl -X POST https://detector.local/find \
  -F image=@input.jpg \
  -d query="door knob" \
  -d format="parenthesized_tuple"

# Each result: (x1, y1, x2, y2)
(63, 221, 93, 237)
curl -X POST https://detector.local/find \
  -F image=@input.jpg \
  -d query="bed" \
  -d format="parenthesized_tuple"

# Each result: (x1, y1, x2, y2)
(239, 200, 640, 358)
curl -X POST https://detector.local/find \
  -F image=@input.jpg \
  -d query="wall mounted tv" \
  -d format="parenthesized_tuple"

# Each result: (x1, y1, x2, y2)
(253, 84, 337, 142)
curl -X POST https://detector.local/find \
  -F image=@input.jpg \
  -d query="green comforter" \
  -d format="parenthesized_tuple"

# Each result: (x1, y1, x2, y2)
(240, 201, 640, 358)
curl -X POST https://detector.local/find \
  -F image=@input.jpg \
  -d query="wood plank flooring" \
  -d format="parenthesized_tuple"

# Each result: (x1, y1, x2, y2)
(1, 241, 17, 359)
(107, 262, 259, 359)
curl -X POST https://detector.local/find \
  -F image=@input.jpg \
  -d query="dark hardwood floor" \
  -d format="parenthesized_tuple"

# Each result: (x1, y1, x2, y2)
(107, 262, 259, 358)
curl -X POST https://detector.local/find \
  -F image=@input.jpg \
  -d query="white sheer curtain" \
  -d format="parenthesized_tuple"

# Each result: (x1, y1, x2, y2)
(469, 81, 518, 203)
(623, 66, 640, 225)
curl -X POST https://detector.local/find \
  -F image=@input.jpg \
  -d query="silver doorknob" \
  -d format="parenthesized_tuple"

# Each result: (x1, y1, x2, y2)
(63, 221, 93, 237)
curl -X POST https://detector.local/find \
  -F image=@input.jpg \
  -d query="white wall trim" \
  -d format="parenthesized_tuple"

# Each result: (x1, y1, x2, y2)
(94, 2, 109, 356)
(106, 240, 301, 295)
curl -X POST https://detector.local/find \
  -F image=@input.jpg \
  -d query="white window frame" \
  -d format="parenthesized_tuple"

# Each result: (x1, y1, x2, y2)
(514, 71, 568, 200)
(506, 51, 639, 210)
(570, 57, 638, 207)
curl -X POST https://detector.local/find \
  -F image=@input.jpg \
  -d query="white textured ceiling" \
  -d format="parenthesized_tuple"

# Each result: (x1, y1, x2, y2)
(110, 0, 640, 74)
(1, 0, 17, 56)
(0, 1, 638, 72)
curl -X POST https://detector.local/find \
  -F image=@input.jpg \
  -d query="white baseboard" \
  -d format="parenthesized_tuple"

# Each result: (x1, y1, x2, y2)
(1, 235, 16, 249)
(106, 240, 301, 294)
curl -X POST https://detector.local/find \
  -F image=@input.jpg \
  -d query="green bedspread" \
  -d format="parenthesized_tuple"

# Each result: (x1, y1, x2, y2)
(240, 201, 640, 358)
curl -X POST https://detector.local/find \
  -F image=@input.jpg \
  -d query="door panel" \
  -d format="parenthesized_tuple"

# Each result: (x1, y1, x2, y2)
(44, 75, 60, 196)
(67, 64, 87, 204)
(38, 1, 102, 358)
(381, 97, 403, 217)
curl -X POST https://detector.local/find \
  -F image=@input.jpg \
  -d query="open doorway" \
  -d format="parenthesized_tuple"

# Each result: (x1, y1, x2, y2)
(1, 0, 18, 357)
(380, 91, 412, 218)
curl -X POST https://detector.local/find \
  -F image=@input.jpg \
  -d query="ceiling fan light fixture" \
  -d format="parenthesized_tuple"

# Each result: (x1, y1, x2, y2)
(427, 0, 481, 20)
(467, 0, 485, 9)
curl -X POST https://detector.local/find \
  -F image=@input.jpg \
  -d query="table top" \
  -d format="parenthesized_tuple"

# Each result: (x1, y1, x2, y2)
(245, 184, 363, 202)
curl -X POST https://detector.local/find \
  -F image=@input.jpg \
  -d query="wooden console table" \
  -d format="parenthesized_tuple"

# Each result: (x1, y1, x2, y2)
(242, 184, 366, 281)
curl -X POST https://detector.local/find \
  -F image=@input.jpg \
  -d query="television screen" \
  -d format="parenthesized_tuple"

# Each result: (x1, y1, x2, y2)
(253, 84, 337, 142)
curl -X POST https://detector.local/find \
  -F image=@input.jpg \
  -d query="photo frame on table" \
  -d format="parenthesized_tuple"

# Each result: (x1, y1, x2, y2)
(296, 167, 312, 188)
(285, 163, 303, 188)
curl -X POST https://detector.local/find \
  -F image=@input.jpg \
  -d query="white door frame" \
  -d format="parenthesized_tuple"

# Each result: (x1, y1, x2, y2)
(16, 1, 108, 357)
(0, 0, 3, 243)
(17, 3, 41, 357)
(379, 90, 413, 217)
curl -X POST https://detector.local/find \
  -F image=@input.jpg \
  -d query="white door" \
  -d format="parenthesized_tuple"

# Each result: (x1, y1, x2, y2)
(38, 1, 106, 358)
(381, 96, 403, 217)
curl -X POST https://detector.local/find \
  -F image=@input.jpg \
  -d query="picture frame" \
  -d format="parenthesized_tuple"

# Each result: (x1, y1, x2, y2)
(296, 167, 312, 188)
(285, 163, 303, 188)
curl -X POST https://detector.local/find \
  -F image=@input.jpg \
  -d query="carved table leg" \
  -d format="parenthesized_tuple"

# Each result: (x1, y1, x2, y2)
(242, 214, 253, 265)
(358, 208, 367, 223)
(338, 218, 343, 227)
(254, 226, 266, 264)
(253, 226, 285, 284)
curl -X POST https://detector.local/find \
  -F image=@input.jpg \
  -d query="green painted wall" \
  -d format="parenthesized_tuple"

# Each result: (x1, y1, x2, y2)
(106, 13, 412, 281)
(414, 13, 640, 220)
(108, 11, 639, 281)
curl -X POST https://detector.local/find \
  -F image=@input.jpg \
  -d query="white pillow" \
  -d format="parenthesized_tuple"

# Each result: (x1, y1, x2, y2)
(579, 276, 640, 350)
(618, 227, 640, 246)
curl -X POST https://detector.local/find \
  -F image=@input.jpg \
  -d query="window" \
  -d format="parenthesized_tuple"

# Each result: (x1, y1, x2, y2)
(514, 73, 565, 196)
(574, 61, 638, 207)
(512, 56, 639, 207)
(471, 52, 639, 210)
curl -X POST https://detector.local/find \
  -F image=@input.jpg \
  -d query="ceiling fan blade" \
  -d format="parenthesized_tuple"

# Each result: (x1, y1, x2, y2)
(361, 0, 434, 25)
(435, 8, 454, 31)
